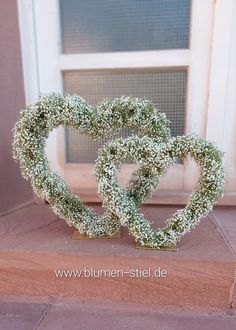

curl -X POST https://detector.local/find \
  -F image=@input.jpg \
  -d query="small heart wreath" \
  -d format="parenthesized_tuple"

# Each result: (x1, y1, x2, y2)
(12, 93, 171, 237)
(95, 135, 224, 248)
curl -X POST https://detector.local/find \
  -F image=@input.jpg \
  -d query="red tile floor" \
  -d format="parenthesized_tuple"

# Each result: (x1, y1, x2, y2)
(0, 202, 235, 329)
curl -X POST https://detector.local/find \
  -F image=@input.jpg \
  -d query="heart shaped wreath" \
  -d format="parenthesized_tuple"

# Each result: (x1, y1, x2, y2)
(12, 93, 171, 237)
(95, 135, 224, 248)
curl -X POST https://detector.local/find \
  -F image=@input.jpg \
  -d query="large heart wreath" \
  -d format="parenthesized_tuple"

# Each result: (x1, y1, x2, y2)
(13, 93, 171, 237)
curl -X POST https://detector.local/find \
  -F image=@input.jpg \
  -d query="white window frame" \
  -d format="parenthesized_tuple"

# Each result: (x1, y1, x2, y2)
(17, 0, 236, 204)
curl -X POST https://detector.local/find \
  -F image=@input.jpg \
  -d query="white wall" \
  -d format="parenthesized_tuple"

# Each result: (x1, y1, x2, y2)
(206, 0, 236, 194)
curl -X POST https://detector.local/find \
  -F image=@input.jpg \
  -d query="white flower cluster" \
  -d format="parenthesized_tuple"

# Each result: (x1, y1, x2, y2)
(12, 93, 224, 247)
(94, 135, 224, 248)
(12, 93, 171, 238)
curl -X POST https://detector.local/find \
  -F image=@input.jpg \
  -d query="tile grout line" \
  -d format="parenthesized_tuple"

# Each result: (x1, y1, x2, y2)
(227, 272, 235, 310)
(209, 212, 236, 260)
(0, 201, 36, 218)
(33, 297, 56, 330)
(229, 268, 236, 309)
(209, 211, 236, 310)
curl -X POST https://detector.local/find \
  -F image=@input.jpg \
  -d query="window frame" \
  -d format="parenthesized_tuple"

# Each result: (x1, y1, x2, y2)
(17, 0, 219, 201)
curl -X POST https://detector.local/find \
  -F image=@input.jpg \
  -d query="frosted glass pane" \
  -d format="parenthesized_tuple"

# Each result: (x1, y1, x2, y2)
(60, 0, 191, 54)
(63, 69, 187, 163)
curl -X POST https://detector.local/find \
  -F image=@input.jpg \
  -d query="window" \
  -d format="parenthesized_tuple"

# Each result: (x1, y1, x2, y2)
(18, 0, 215, 193)
(60, 0, 191, 53)
(64, 68, 187, 162)
(60, 0, 190, 163)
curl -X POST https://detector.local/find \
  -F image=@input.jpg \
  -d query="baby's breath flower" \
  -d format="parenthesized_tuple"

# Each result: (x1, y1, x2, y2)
(12, 93, 170, 237)
(95, 135, 224, 248)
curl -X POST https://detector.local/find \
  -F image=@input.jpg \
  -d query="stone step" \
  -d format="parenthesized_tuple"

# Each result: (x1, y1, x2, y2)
(0, 298, 235, 330)
(0, 203, 235, 311)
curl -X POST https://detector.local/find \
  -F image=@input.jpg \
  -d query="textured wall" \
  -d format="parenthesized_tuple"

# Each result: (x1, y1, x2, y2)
(0, 0, 33, 212)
